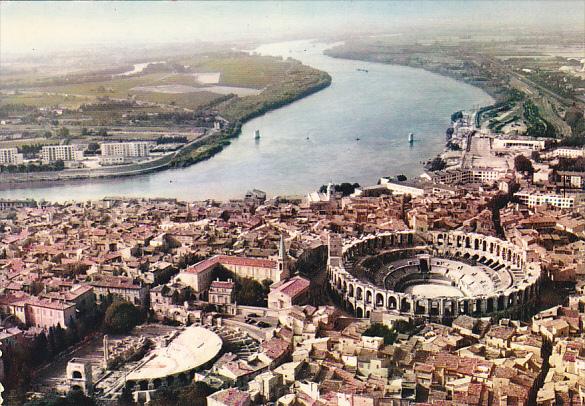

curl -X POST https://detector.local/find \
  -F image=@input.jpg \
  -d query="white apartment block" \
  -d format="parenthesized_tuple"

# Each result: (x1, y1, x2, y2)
(553, 147, 585, 159)
(0, 148, 24, 165)
(101, 142, 153, 158)
(471, 168, 505, 183)
(514, 190, 582, 209)
(380, 178, 426, 197)
(423, 168, 507, 186)
(41, 145, 83, 163)
(492, 138, 546, 151)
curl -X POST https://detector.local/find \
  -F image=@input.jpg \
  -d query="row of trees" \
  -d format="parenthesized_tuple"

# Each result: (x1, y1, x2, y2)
(148, 381, 215, 406)
(2, 297, 110, 404)
(0, 160, 65, 173)
(554, 156, 585, 172)
(318, 182, 361, 196)
(24, 390, 96, 406)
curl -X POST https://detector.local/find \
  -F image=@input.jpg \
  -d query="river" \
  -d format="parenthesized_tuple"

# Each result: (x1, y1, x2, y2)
(1, 40, 493, 202)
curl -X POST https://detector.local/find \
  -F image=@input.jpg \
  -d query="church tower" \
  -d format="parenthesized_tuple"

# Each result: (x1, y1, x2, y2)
(326, 182, 334, 200)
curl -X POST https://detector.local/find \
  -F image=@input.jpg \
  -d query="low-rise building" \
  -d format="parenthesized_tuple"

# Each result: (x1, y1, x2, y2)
(268, 276, 310, 310)
(177, 245, 288, 294)
(557, 171, 585, 189)
(11, 297, 77, 329)
(90, 276, 148, 306)
(492, 137, 547, 151)
(207, 388, 251, 406)
(379, 178, 426, 197)
(209, 279, 235, 308)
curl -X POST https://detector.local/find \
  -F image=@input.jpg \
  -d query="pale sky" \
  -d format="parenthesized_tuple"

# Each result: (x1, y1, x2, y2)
(1, 1, 584, 57)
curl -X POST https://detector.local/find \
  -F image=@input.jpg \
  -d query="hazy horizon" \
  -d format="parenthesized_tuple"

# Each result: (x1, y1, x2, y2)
(2, 1, 584, 59)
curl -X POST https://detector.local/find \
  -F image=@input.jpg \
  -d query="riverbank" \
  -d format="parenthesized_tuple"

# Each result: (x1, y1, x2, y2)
(0, 153, 175, 186)
(0, 40, 493, 202)
(170, 68, 332, 168)
(0, 61, 332, 186)
(323, 41, 509, 104)
(323, 42, 501, 170)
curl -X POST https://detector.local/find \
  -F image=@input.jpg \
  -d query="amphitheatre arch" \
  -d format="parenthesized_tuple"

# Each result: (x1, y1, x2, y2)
(328, 230, 541, 320)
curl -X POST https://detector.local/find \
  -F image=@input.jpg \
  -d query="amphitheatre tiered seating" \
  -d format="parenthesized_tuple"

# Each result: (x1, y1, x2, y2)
(328, 230, 541, 320)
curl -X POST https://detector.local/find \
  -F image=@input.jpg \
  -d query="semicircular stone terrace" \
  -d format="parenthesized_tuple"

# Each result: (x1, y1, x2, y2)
(327, 230, 541, 320)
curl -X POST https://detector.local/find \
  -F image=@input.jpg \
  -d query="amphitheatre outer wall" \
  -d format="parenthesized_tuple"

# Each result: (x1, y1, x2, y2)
(327, 230, 541, 321)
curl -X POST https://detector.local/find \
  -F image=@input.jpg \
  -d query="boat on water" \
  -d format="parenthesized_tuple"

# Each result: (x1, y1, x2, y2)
(408, 132, 414, 144)
(356, 137, 361, 141)
(254, 129, 261, 140)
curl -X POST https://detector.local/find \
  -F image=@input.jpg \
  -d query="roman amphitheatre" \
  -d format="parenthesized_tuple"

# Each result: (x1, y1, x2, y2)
(327, 230, 541, 320)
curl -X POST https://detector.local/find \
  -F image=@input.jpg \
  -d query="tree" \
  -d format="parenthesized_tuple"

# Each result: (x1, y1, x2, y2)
(31, 332, 49, 366)
(261, 279, 273, 296)
(396, 174, 407, 182)
(54, 160, 65, 171)
(149, 381, 214, 406)
(103, 300, 142, 334)
(3, 342, 32, 398)
(236, 277, 265, 306)
(318, 182, 360, 196)
(118, 386, 134, 406)
(363, 323, 397, 345)
(53, 323, 66, 354)
(47, 327, 56, 356)
(451, 110, 463, 122)
(514, 154, 534, 174)
(66, 320, 80, 346)
(171, 290, 181, 305)
(87, 142, 100, 152)
(428, 157, 446, 171)
(220, 210, 230, 222)
(177, 381, 214, 406)
(554, 157, 585, 172)
(24, 390, 96, 406)
(57, 127, 70, 137)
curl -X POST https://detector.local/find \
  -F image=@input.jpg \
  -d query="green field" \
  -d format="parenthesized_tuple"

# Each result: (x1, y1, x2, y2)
(134, 90, 223, 108)
(182, 54, 291, 89)
(0, 92, 93, 108)
(1, 54, 303, 111)
(0, 137, 60, 149)
(0, 52, 332, 171)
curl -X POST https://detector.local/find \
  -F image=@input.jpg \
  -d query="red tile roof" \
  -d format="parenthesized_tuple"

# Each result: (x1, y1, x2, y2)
(271, 276, 310, 298)
(209, 388, 250, 406)
(261, 337, 290, 360)
(185, 255, 276, 275)
(210, 280, 235, 289)
(90, 276, 142, 290)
